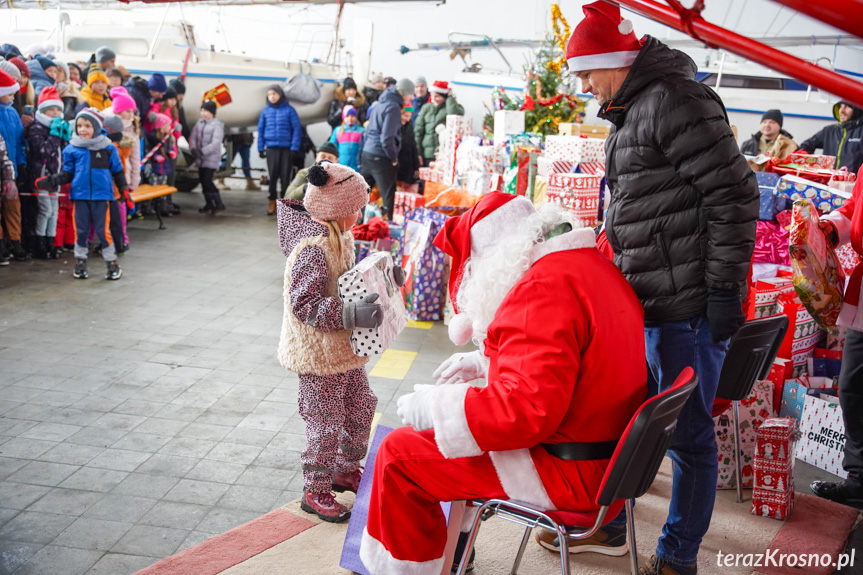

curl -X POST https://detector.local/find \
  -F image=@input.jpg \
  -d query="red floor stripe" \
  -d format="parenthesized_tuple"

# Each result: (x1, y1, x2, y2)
(133, 508, 317, 575)
(759, 494, 858, 575)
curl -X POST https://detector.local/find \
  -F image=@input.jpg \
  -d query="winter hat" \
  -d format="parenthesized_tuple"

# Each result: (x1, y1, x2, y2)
(429, 80, 449, 95)
(369, 72, 384, 84)
(316, 141, 339, 158)
(201, 100, 217, 116)
(415, 76, 427, 87)
(566, 0, 643, 73)
(86, 64, 108, 86)
(35, 55, 56, 73)
(395, 77, 415, 95)
(168, 78, 186, 95)
(343, 77, 358, 91)
(9, 57, 29, 79)
(384, 76, 397, 88)
(433, 192, 536, 345)
(153, 113, 173, 130)
(67, 62, 81, 80)
(0, 44, 22, 59)
(147, 73, 167, 93)
(52, 59, 69, 80)
(102, 114, 124, 141)
(342, 104, 358, 120)
(26, 43, 54, 59)
(96, 46, 116, 64)
(163, 87, 178, 102)
(267, 84, 286, 104)
(37, 86, 63, 112)
(75, 107, 104, 133)
(0, 69, 19, 97)
(105, 67, 123, 80)
(304, 162, 369, 221)
(110, 90, 137, 114)
(0, 59, 20, 81)
(761, 109, 783, 127)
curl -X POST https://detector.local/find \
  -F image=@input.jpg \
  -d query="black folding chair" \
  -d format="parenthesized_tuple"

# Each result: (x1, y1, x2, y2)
(715, 315, 790, 503)
(455, 367, 699, 575)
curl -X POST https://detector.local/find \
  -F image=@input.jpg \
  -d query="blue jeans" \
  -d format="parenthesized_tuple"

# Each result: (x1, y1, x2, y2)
(232, 144, 252, 178)
(607, 315, 727, 566)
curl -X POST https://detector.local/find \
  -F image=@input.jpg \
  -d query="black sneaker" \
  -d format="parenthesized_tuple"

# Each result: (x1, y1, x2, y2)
(73, 259, 88, 279)
(106, 261, 122, 281)
(212, 204, 226, 213)
(810, 480, 863, 504)
(639, 555, 697, 575)
(451, 532, 475, 573)
(535, 523, 628, 556)
(0, 244, 9, 266)
(198, 205, 213, 214)
(10, 241, 30, 261)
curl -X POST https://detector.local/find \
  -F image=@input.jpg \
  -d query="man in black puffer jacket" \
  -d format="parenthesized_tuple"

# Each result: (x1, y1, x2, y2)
(535, 4, 758, 575)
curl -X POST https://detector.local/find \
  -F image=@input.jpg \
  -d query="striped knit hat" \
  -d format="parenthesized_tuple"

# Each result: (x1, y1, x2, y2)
(75, 107, 104, 133)
(86, 63, 108, 86)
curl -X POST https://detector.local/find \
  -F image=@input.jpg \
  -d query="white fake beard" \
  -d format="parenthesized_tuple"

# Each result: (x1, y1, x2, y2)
(456, 204, 573, 346)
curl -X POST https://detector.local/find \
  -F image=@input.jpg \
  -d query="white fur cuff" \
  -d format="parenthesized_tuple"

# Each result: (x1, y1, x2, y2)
(489, 449, 556, 510)
(430, 383, 483, 459)
(360, 527, 445, 575)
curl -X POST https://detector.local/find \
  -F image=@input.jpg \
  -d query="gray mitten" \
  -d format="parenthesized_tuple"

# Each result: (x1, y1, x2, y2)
(343, 293, 384, 330)
(393, 266, 406, 287)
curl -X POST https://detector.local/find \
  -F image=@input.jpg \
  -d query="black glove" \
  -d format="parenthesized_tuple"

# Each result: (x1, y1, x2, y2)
(392, 266, 406, 287)
(343, 293, 384, 329)
(35, 176, 52, 191)
(706, 288, 745, 344)
(259, 150, 267, 159)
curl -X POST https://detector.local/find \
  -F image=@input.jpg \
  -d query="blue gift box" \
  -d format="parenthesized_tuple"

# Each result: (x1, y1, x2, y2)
(755, 172, 780, 188)
(776, 175, 851, 214)
(810, 357, 842, 379)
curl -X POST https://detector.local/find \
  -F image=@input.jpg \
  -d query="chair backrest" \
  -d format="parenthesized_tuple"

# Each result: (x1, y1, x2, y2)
(595, 367, 698, 506)
(715, 315, 789, 401)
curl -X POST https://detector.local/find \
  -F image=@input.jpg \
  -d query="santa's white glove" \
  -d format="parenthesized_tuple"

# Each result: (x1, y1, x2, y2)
(433, 351, 487, 386)
(396, 384, 436, 431)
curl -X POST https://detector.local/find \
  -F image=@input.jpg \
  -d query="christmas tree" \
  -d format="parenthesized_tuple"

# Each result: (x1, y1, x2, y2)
(776, 476, 785, 491)
(482, 4, 587, 137)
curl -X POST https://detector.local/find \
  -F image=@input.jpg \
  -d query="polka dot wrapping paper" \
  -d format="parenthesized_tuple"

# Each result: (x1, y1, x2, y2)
(339, 251, 408, 357)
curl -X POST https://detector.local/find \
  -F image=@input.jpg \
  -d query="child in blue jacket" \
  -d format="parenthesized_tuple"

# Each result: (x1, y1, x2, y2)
(258, 85, 301, 215)
(36, 107, 128, 281)
(328, 105, 364, 171)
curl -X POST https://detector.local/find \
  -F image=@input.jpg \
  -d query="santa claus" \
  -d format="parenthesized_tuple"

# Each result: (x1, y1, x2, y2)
(359, 192, 648, 574)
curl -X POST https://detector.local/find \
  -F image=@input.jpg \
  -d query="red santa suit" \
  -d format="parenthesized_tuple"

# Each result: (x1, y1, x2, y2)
(359, 193, 647, 574)
(824, 177, 863, 330)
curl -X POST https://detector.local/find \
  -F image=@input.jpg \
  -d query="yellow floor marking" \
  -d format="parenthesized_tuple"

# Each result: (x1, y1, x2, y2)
(406, 319, 434, 330)
(369, 412, 382, 434)
(369, 349, 418, 380)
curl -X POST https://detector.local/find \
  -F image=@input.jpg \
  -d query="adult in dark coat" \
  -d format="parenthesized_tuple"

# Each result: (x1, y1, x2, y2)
(798, 101, 863, 174)
(397, 106, 420, 184)
(740, 109, 796, 157)
(168, 78, 191, 141)
(327, 77, 367, 129)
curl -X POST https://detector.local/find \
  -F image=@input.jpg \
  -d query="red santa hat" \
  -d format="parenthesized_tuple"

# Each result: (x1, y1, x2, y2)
(0, 69, 19, 98)
(37, 86, 63, 112)
(433, 192, 535, 345)
(566, 0, 643, 73)
(429, 80, 449, 95)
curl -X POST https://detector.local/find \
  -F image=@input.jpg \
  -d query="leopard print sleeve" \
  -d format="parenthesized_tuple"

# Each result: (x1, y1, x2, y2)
(289, 245, 344, 332)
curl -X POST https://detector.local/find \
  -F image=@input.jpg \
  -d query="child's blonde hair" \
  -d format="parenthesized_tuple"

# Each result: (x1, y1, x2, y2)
(326, 220, 346, 275)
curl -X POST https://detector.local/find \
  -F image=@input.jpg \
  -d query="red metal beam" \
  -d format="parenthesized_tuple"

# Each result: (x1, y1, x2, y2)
(768, 0, 863, 40)
(611, 0, 863, 109)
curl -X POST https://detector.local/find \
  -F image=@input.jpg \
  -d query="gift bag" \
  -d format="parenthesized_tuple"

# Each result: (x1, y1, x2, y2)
(714, 380, 775, 489)
(776, 291, 823, 377)
(339, 425, 453, 574)
(339, 252, 408, 356)
(796, 394, 848, 478)
(400, 208, 448, 321)
(789, 199, 845, 330)
(778, 379, 807, 421)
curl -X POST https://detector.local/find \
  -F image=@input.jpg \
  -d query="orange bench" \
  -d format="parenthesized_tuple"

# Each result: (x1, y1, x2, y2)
(129, 184, 177, 229)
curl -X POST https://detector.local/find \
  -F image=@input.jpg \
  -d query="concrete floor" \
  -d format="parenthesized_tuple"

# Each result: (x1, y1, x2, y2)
(0, 182, 846, 575)
(0, 184, 460, 575)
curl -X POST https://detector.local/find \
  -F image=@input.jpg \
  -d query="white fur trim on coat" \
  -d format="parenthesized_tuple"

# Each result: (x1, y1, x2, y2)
(470, 197, 536, 257)
(360, 527, 445, 575)
(489, 449, 556, 510)
(529, 227, 596, 265)
(567, 50, 641, 73)
(429, 383, 483, 459)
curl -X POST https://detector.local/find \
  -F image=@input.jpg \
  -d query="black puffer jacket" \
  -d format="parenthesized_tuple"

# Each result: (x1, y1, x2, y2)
(601, 36, 759, 324)
(798, 102, 863, 174)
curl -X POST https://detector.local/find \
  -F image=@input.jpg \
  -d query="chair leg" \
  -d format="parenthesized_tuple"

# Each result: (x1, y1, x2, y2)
(733, 399, 744, 503)
(626, 499, 639, 575)
(509, 526, 532, 575)
(455, 504, 485, 575)
(555, 522, 570, 575)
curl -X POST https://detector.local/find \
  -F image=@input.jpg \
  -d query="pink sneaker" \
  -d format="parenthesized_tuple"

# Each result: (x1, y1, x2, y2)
(332, 468, 363, 493)
(300, 490, 351, 523)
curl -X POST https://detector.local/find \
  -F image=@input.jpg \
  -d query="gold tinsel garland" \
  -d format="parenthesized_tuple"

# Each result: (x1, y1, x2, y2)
(548, 4, 571, 74)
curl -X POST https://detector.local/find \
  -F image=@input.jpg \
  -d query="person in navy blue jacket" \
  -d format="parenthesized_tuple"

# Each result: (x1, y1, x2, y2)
(36, 107, 128, 281)
(257, 85, 302, 215)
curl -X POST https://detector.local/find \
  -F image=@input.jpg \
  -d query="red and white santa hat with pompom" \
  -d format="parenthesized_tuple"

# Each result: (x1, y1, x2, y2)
(565, 0, 644, 73)
(433, 192, 535, 345)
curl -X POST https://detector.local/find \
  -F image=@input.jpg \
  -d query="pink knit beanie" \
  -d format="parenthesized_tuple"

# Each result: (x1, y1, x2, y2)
(154, 113, 172, 130)
(304, 161, 369, 221)
(110, 87, 137, 114)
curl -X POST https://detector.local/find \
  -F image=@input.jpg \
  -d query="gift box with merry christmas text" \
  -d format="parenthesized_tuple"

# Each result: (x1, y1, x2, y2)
(796, 394, 848, 478)
(751, 486, 795, 520)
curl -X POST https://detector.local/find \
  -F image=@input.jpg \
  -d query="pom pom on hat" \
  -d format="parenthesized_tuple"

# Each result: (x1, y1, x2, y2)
(37, 86, 63, 112)
(0, 68, 19, 97)
(566, 0, 643, 73)
(303, 162, 369, 222)
(448, 313, 474, 346)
